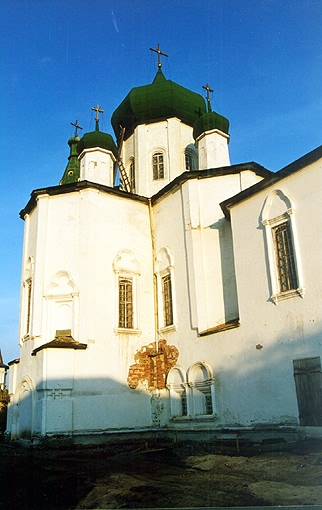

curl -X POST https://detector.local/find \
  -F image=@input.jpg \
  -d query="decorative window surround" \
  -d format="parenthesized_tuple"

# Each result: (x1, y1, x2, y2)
(113, 250, 140, 333)
(115, 272, 140, 333)
(262, 191, 304, 304)
(44, 271, 79, 342)
(162, 273, 173, 327)
(118, 277, 133, 329)
(155, 248, 176, 332)
(166, 367, 187, 418)
(184, 144, 197, 171)
(152, 150, 166, 180)
(167, 362, 216, 420)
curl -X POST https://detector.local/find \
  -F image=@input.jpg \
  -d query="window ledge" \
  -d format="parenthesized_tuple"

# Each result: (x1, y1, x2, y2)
(199, 318, 240, 337)
(171, 414, 216, 422)
(271, 287, 304, 304)
(115, 328, 141, 335)
(159, 324, 176, 334)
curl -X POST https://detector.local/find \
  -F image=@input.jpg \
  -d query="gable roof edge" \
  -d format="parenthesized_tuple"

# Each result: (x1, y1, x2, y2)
(221, 145, 322, 219)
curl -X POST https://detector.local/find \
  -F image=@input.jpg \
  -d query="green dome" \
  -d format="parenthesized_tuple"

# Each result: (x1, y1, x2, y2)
(60, 136, 81, 185)
(77, 130, 118, 158)
(111, 70, 207, 140)
(193, 111, 230, 140)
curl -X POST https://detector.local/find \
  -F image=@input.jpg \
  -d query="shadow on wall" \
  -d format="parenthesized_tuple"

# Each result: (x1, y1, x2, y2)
(6, 321, 322, 443)
(213, 324, 322, 428)
(210, 217, 239, 323)
(6, 375, 156, 443)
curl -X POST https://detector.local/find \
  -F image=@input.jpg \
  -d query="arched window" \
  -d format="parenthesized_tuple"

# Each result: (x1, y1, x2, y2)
(118, 277, 133, 329)
(187, 362, 215, 417)
(167, 362, 216, 419)
(262, 189, 303, 303)
(15, 378, 33, 439)
(166, 367, 187, 417)
(113, 250, 140, 332)
(162, 273, 173, 326)
(44, 271, 79, 341)
(273, 222, 297, 292)
(184, 144, 197, 171)
(152, 152, 165, 180)
(155, 248, 176, 330)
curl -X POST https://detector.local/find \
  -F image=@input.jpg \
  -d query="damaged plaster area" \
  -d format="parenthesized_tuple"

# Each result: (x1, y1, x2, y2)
(127, 339, 179, 391)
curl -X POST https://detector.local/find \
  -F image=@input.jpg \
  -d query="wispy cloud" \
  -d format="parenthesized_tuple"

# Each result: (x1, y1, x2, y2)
(111, 10, 119, 33)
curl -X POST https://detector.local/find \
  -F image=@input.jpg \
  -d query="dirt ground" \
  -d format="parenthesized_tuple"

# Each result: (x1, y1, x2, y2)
(0, 439, 321, 509)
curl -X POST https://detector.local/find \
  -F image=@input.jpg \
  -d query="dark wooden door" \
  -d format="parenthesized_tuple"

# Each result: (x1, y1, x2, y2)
(293, 357, 322, 426)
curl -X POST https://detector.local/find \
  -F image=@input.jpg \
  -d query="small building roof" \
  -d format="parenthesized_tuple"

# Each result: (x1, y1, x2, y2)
(31, 330, 87, 356)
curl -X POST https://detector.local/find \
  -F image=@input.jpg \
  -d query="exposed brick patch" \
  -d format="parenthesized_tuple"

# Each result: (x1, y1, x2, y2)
(128, 339, 179, 391)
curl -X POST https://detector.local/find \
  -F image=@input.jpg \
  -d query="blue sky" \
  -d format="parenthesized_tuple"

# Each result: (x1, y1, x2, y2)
(0, 0, 321, 363)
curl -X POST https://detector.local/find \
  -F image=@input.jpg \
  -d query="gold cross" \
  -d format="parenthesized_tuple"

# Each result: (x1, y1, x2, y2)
(71, 119, 83, 137)
(202, 83, 214, 112)
(150, 43, 168, 69)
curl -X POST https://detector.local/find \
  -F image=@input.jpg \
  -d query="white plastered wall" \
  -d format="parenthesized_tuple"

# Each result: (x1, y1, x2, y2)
(122, 118, 195, 197)
(9, 187, 156, 436)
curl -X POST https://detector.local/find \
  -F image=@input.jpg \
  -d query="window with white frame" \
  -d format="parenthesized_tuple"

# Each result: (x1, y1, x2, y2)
(152, 152, 165, 180)
(272, 221, 298, 292)
(118, 277, 133, 329)
(167, 362, 215, 419)
(188, 363, 214, 416)
(262, 189, 303, 303)
(113, 249, 140, 332)
(184, 145, 197, 171)
(162, 273, 173, 327)
(155, 248, 176, 331)
(166, 367, 187, 417)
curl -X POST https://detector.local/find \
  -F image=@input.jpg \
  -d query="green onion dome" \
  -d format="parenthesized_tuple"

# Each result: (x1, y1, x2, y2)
(193, 111, 230, 140)
(60, 136, 81, 185)
(77, 130, 118, 158)
(111, 69, 207, 141)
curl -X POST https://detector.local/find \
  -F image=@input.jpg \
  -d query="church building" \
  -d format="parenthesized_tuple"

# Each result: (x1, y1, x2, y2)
(6, 48, 322, 444)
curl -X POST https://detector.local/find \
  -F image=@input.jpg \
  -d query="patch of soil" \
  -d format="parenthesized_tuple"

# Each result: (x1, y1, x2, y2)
(0, 439, 321, 509)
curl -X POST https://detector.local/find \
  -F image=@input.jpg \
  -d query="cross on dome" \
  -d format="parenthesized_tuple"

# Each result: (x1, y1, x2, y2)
(202, 83, 214, 112)
(150, 43, 168, 69)
(91, 105, 104, 131)
(71, 120, 83, 137)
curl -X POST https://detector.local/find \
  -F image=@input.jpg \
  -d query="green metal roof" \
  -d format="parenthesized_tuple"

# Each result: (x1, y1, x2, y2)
(60, 136, 81, 185)
(193, 111, 230, 140)
(60, 128, 118, 186)
(77, 129, 118, 158)
(111, 70, 207, 141)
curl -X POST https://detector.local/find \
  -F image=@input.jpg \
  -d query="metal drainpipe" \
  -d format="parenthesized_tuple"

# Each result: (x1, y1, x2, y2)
(148, 198, 159, 354)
